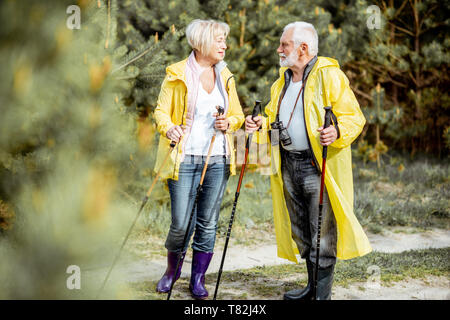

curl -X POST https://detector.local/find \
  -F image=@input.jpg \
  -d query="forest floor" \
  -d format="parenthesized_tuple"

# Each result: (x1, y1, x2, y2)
(109, 225, 450, 300)
(96, 156, 450, 300)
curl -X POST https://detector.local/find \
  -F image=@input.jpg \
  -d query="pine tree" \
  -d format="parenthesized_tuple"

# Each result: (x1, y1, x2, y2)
(117, 0, 356, 111)
(0, 0, 144, 299)
(331, 0, 450, 156)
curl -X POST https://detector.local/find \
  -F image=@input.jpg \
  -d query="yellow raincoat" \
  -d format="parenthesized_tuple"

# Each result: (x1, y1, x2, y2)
(255, 57, 372, 262)
(153, 58, 245, 180)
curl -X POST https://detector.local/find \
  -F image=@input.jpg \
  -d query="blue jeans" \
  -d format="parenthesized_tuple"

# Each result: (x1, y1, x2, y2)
(281, 148, 337, 268)
(165, 155, 230, 253)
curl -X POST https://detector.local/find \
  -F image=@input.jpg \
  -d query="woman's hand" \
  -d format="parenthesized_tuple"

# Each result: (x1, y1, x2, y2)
(166, 125, 185, 142)
(213, 113, 230, 132)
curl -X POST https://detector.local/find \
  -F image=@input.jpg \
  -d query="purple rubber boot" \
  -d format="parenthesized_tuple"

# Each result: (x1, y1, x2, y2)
(189, 250, 214, 299)
(156, 251, 185, 293)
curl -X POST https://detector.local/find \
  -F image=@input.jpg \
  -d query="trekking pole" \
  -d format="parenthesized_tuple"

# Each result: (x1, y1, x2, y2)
(167, 106, 225, 300)
(312, 106, 332, 301)
(213, 100, 261, 300)
(96, 140, 176, 299)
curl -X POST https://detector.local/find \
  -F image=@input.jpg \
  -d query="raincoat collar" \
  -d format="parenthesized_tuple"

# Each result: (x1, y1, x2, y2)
(278, 56, 339, 79)
(165, 58, 187, 82)
(280, 55, 318, 92)
(165, 55, 228, 82)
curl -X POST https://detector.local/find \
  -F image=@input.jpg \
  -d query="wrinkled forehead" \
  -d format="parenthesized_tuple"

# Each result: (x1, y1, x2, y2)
(215, 33, 227, 40)
(280, 27, 294, 43)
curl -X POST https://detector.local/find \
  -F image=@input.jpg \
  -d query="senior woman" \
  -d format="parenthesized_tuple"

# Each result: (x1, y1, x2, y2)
(153, 19, 244, 299)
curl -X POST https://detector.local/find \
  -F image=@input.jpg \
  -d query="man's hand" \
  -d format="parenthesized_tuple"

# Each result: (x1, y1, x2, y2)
(245, 115, 262, 133)
(213, 113, 230, 132)
(166, 125, 185, 142)
(317, 125, 337, 146)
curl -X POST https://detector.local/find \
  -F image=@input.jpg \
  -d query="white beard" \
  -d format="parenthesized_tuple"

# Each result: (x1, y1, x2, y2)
(279, 50, 299, 68)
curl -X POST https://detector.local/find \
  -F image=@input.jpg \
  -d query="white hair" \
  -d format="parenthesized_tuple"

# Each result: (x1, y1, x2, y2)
(185, 19, 229, 55)
(283, 21, 319, 56)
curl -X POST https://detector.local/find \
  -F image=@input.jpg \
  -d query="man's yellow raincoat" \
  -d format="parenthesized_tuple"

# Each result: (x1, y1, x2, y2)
(153, 58, 245, 181)
(255, 57, 372, 262)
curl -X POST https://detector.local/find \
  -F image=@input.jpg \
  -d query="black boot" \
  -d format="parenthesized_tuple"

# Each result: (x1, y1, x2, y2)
(314, 263, 335, 300)
(283, 259, 314, 300)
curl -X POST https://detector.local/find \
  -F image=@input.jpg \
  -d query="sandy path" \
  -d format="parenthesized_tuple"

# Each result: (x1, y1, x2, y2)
(120, 227, 450, 283)
(90, 227, 450, 300)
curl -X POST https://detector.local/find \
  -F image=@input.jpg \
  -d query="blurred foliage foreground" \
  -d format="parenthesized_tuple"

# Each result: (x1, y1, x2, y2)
(0, 0, 146, 299)
(0, 0, 448, 300)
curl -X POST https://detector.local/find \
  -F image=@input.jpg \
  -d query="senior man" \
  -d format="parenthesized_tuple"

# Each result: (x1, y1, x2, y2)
(246, 21, 372, 300)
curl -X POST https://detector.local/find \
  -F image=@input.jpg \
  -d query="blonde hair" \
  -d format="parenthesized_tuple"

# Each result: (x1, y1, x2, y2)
(186, 19, 229, 55)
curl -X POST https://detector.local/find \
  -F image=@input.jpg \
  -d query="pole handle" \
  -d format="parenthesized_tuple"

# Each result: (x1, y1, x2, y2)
(324, 106, 332, 129)
(246, 100, 261, 149)
(322, 106, 332, 159)
(251, 100, 261, 120)
(216, 105, 225, 116)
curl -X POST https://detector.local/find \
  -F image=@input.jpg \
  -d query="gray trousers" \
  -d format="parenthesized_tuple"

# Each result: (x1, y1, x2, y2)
(280, 147, 337, 268)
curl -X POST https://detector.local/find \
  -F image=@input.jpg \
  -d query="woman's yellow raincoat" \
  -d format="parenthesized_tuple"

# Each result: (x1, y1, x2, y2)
(255, 57, 372, 262)
(153, 58, 245, 181)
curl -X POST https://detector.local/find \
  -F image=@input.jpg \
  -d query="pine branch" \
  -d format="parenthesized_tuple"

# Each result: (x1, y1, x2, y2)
(112, 46, 153, 74)
(388, 21, 414, 36)
(105, 0, 111, 49)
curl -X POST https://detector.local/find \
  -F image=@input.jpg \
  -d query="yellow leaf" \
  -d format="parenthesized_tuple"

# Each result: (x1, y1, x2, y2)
(47, 138, 55, 148)
(328, 24, 334, 33)
(13, 63, 32, 95)
(55, 25, 72, 51)
(244, 181, 255, 189)
(77, 0, 90, 9)
(82, 167, 117, 227)
(376, 83, 381, 93)
(89, 57, 110, 92)
(88, 103, 102, 128)
(0, 200, 15, 231)
(136, 117, 155, 151)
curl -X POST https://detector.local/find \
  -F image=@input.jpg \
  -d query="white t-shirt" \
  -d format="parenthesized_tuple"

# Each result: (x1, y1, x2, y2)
(184, 83, 226, 156)
(278, 78, 309, 151)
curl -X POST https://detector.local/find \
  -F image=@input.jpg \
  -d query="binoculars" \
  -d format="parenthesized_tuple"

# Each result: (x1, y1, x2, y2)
(270, 120, 292, 147)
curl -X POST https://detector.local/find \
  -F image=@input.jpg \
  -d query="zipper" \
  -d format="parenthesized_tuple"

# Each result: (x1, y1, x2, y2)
(223, 74, 235, 157)
(301, 74, 321, 173)
(171, 79, 187, 179)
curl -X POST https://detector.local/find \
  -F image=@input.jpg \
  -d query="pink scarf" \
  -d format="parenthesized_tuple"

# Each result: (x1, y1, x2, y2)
(185, 51, 207, 130)
(182, 51, 230, 160)
(184, 51, 229, 131)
